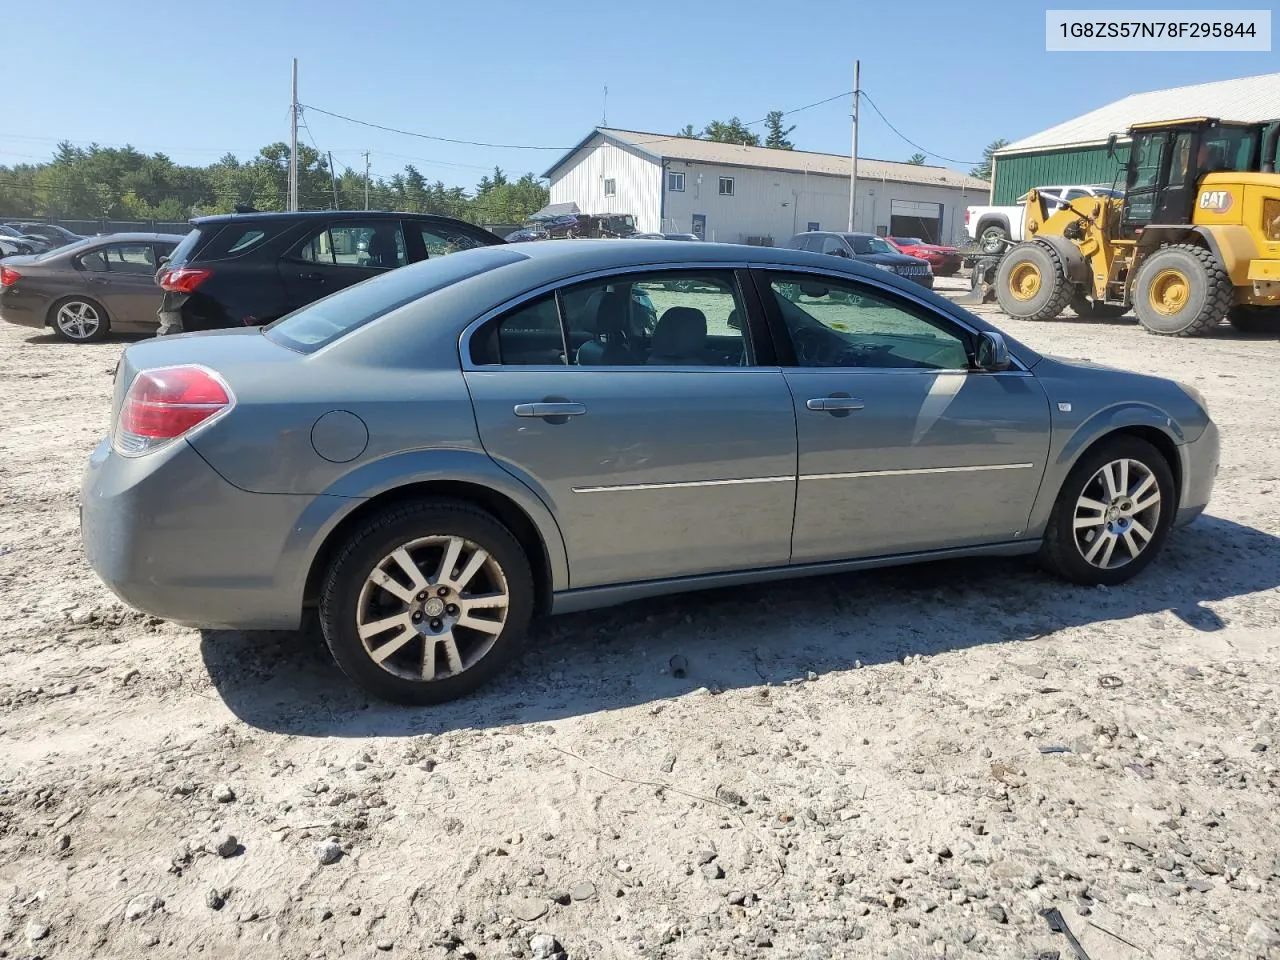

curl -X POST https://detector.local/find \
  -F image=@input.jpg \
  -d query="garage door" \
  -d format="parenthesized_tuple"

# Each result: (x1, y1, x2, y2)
(889, 199, 943, 244)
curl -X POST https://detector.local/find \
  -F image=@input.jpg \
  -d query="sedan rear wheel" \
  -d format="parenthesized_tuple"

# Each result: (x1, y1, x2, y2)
(50, 297, 109, 343)
(1038, 436, 1175, 586)
(319, 501, 534, 704)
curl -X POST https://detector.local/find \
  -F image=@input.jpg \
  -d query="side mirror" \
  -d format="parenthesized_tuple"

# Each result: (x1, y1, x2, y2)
(975, 330, 1012, 372)
(1106, 133, 1118, 159)
(157, 256, 170, 269)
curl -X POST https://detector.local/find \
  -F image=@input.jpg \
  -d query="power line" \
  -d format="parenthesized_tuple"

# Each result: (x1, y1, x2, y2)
(858, 90, 981, 167)
(300, 104, 573, 150)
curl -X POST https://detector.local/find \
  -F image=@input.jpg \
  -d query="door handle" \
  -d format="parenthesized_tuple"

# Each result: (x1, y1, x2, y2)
(513, 402, 587, 419)
(299, 272, 325, 282)
(806, 396, 865, 412)
(89, 277, 111, 285)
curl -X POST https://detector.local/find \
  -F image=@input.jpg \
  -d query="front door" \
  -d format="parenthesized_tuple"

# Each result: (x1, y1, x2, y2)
(691, 214, 706, 240)
(463, 268, 797, 589)
(754, 269, 1052, 562)
(278, 219, 407, 313)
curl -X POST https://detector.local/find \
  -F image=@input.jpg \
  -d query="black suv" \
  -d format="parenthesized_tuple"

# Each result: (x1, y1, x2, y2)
(156, 211, 504, 334)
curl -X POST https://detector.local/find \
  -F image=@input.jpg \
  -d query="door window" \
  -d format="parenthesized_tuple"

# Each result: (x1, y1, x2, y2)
(419, 223, 488, 258)
(820, 236, 849, 257)
(296, 222, 407, 269)
(471, 294, 566, 366)
(77, 243, 157, 275)
(766, 274, 970, 370)
(561, 272, 751, 366)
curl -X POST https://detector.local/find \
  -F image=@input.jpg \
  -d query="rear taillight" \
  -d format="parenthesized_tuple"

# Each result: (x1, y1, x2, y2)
(0, 266, 20, 287)
(114, 365, 232, 456)
(964, 209, 971, 225)
(158, 266, 212, 293)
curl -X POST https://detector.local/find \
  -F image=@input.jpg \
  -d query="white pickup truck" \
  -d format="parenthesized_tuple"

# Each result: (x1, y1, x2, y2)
(964, 185, 1122, 252)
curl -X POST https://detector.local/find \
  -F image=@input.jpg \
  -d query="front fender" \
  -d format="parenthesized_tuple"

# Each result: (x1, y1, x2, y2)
(1024, 401, 1187, 538)
(275, 448, 571, 606)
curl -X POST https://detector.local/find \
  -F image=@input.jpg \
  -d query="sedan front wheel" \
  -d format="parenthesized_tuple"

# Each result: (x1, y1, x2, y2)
(1038, 436, 1175, 586)
(319, 501, 534, 704)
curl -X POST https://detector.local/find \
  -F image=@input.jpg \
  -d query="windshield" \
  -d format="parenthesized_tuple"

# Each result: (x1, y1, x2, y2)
(0, 225, 23, 238)
(265, 245, 526, 353)
(891, 237, 923, 246)
(846, 235, 896, 255)
(34, 237, 93, 261)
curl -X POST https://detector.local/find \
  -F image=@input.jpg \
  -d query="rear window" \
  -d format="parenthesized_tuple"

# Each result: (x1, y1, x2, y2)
(34, 238, 93, 261)
(166, 228, 203, 268)
(264, 245, 527, 353)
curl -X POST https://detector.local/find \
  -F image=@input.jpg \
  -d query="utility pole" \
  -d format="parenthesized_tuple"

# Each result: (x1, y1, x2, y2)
(327, 151, 339, 209)
(362, 151, 371, 209)
(288, 58, 299, 211)
(847, 59, 860, 232)
(602, 85, 608, 127)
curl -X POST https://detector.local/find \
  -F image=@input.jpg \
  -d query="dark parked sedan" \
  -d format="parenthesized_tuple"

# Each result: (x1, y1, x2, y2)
(786, 231, 933, 289)
(82, 239, 1218, 705)
(0, 233, 182, 342)
(5, 222, 85, 248)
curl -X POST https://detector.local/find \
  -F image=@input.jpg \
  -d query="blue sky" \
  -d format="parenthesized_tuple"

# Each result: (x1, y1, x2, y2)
(3, 0, 1273, 188)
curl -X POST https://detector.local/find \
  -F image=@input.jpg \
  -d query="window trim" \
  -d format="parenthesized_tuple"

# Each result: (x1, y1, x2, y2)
(668, 171, 686, 192)
(460, 263, 774, 372)
(603, 178, 617, 198)
(718, 176, 735, 196)
(747, 265, 1032, 375)
(79, 242, 156, 274)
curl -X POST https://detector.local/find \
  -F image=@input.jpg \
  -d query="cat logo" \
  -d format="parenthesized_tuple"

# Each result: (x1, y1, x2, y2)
(1198, 190, 1233, 214)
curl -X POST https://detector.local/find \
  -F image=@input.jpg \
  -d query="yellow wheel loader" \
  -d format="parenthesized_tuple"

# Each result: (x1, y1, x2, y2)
(996, 117, 1280, 336)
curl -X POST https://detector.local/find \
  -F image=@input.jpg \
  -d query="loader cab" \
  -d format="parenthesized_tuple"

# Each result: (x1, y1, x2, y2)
(1122, 118, 1264, 230)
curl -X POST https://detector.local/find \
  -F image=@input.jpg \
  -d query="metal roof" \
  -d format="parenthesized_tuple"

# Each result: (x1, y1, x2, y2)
(999, 72, 1280, 155)
(543, 127, 991, 191)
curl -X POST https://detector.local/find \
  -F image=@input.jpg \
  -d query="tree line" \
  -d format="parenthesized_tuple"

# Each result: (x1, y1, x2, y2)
(0, 141, 550, 225)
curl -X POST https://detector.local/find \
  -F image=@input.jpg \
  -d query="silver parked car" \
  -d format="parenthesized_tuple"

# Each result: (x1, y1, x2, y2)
(81, 240, 1220, 704)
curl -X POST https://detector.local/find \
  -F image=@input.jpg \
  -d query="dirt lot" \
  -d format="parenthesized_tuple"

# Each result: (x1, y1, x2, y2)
(1, 284, 1278, 960)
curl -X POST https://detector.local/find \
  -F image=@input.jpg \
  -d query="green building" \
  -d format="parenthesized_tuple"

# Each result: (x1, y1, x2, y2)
(992, 72, 1280, 205)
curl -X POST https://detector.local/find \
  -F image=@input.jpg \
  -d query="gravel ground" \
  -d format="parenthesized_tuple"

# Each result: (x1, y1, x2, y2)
(0, 284, 1278, 960)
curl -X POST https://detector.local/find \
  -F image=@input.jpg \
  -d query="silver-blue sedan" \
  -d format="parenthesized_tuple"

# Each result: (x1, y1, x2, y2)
(80, 240, 1220, 704)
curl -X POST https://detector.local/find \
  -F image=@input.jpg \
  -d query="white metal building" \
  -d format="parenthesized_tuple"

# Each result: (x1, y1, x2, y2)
(543, 128, 991, 245)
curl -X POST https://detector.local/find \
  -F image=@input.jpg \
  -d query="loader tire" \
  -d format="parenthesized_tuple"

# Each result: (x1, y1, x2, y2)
(1069, 295, 1129, 321)
(995, 241, 1072, 321)
(1132, 244, 1232, 337)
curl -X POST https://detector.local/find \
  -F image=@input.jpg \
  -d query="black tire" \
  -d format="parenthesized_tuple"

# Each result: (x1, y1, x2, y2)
(995, 241, 1072, 321)
(1038, 435, 1176, 586)
(1131, 244, 1232, 337)
(978, 223, 1009, 253)
(47, 296, 110, 343)
(319, 500, 535, 705)
(1227, 305, 1280, 334)
(1069, 295, 1130, 321)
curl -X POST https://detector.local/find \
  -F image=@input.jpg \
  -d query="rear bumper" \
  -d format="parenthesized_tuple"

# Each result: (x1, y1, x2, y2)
(80, 437, 328, 630)
(1175, 419, 1220, 528)
(0, 292, 44, 329)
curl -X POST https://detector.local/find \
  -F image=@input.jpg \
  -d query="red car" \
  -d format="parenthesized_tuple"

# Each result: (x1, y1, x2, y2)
(887, 237, 962, 277)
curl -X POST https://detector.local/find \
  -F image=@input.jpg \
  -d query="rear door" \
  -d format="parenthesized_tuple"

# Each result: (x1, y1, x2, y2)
(278, 219, 407, 312)
(463, 267, 798, 589)
(89, 242, 164, 326)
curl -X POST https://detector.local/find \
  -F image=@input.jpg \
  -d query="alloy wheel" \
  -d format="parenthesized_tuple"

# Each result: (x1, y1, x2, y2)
(355, 535, 509, 681)
(1072, 458, 1162, 569)
(55, 301, 102, 341)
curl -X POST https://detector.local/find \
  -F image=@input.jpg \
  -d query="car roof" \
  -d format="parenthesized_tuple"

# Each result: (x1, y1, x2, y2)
(190, 210, 476, 226)
(82, 232, 187, 243)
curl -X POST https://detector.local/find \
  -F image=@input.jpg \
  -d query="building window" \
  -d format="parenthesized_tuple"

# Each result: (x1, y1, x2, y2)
(806, 221, 820, 232)
(718, 177, 734, 197)
(668, 171, 685, 192)
(604, 178, 616, 197)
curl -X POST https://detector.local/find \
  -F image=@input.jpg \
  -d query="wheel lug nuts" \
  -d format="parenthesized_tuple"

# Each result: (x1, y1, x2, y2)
(411, 612, 423, 622)
(445, 604, 459, 616)
(430, 619, 443, 631)
(437, 586, 449, 597)
(416, 592, 428, 602)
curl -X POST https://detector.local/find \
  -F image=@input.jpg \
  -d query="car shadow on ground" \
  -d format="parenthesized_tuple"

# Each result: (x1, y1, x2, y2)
(20, 331, 152, 345)
(201, 514, 1280, 738)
